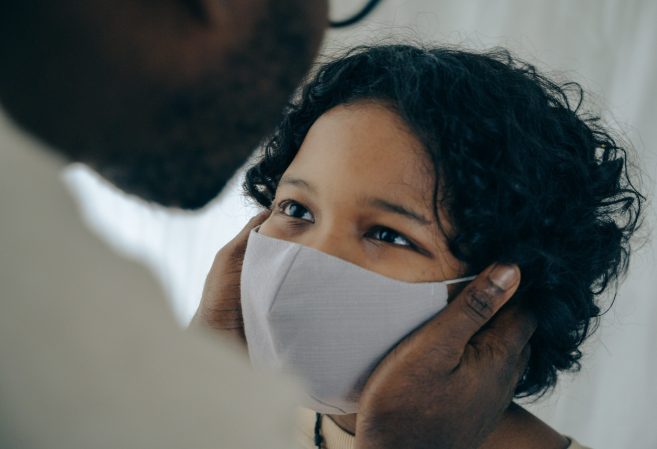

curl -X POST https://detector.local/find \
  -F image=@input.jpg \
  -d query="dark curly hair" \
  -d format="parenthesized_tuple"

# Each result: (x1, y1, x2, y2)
(244, 44, 644, 397)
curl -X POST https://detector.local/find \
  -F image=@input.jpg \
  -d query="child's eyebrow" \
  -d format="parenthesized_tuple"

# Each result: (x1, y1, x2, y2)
(367, 198, 432, 226)
(279, 175, 316, 193)
(279, 175, 432, 226)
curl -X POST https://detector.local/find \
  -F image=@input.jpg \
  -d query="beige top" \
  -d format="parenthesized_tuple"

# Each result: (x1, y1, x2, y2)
(0, 107, 302, 448)
(297, 408, 591, 449)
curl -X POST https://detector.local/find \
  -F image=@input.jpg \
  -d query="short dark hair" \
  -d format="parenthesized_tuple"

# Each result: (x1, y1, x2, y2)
(244, 44, 644, 397)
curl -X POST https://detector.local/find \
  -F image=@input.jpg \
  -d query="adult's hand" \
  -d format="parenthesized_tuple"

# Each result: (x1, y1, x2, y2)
(355, 263, 536, 449)
(191, 211, 269, 343)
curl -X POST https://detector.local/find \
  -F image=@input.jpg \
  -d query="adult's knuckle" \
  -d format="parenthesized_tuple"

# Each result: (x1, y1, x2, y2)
(213, 246, 231, 263)
(215, 244, 243, 265)
(483, 330, 521, 361)
(427, 342, 463, 367)
(463, 286, 497, 324)
(494, 342, 527, 386)
(476, 343, 516, 386)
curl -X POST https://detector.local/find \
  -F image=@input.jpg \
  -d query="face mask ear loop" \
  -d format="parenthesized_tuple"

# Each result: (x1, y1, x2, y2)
(443, 275, 477, 286)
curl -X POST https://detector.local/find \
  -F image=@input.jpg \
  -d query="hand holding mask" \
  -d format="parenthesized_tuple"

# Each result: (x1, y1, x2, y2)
(196, 214, 536, 449)
(191, 211, 270, 343)
(355, 263, 536, 449)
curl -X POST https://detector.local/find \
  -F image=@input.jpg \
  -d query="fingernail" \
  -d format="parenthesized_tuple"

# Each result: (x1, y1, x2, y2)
(488, 264, 519, 290)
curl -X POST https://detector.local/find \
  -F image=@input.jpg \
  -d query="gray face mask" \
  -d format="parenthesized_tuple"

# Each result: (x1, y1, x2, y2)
(241, 229, 474, 415)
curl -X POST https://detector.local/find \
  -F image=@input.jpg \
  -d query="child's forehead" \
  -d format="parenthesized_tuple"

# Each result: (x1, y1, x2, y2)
(286, 101, 436, 206)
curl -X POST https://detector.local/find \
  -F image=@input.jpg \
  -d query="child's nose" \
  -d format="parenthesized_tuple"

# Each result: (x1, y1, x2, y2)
(307, 227, 362, 267)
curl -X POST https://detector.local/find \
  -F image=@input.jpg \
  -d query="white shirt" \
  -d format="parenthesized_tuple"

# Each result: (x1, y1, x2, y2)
(0, 107, 301, 449)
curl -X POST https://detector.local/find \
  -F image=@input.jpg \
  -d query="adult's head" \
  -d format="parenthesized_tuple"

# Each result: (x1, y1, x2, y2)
(245, 44, 644, 397)
(0, 0, 327, 208)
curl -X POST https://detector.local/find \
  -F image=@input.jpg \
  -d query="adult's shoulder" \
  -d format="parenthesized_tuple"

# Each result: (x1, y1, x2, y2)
(0, 108, 301, 449)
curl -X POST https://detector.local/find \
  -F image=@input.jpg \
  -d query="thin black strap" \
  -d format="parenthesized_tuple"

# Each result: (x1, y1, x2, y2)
(314, 412, 324, 448)
(329, 0, 384, 28)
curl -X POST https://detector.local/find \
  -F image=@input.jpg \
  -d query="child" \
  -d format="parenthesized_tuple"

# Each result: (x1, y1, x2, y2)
(242, 45, 643, 448)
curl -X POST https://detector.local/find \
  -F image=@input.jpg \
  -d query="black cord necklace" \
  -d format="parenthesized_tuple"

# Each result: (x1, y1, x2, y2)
(314, 412, 324, 448)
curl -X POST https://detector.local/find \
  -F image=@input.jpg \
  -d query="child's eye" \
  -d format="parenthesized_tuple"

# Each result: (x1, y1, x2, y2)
(366, 226, 414, 248)
(279, 200, 315, 222)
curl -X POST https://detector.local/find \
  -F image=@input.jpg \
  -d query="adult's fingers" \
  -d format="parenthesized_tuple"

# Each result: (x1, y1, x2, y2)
(212, 210, 271, 268)
(224, 210, 270, 251)
(467, 302, 537, 391)
(194, 210, 270, 332)
(420, 263, 521, 361)
(204, 209, 270, 293)
(473, 301, 537, 360)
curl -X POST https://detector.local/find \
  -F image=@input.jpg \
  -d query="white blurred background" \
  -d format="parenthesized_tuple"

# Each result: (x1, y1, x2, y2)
(64, 1, 657, 447)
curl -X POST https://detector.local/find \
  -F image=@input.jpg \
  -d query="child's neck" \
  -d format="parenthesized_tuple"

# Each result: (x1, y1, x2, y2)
(478, 403, 570, 449)
(327, 403, 570, 449)
(327, 413, 356, 435)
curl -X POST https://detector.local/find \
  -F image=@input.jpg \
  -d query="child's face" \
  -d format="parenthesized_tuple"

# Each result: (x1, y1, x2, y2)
(259, 101, 465, 283)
